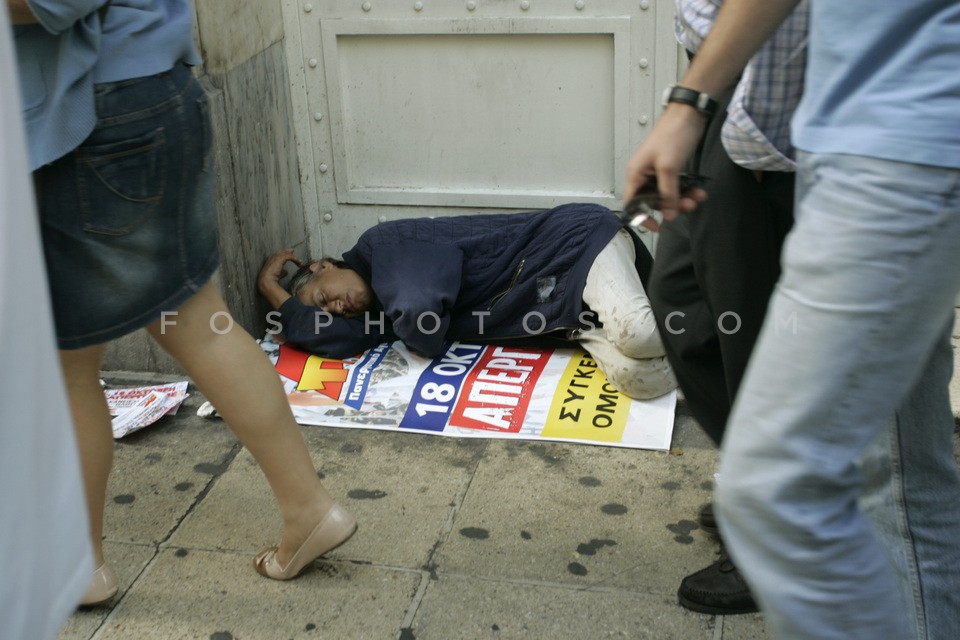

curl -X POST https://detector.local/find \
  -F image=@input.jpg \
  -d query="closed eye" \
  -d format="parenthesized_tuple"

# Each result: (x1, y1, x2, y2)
(320, 292, 344, 316)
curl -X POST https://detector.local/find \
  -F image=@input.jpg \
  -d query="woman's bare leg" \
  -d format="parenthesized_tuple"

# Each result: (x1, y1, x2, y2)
(146, 281, 339, 566)
(59, 344, 112, 568)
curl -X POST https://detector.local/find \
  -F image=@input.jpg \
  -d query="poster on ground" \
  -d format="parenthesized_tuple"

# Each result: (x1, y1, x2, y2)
(263, 337, 676, 451)
(105, 381, 189, 439)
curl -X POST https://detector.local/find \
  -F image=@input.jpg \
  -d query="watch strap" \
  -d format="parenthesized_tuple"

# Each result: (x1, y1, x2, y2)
(661, 84, 719, 118)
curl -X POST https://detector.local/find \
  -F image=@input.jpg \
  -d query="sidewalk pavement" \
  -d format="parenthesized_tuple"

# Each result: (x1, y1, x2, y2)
(60, 313, 960, 640)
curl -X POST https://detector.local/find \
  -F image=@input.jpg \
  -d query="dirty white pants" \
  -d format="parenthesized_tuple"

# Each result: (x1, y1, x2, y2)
(579, 229, 676, 399)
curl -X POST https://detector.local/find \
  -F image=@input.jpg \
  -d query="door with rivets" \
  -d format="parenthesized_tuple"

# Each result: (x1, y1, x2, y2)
(282, 0, 680, 259)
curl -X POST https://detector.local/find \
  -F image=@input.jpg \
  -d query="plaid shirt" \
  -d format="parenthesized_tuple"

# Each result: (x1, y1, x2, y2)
(675, 0, 808, 172)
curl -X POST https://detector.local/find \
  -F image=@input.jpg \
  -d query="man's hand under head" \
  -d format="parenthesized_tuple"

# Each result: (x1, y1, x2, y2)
(257, 248, 302, 310)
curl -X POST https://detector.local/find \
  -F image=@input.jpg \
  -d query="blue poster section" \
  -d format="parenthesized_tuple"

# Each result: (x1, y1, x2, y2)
(398, 342, 485, 432)
(343, 343, 392, 409)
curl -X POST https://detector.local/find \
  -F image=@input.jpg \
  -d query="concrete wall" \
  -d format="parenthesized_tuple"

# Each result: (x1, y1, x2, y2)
(104, 0, 308, 373)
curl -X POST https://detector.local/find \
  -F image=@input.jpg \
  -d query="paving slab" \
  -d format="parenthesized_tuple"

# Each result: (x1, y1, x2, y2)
(170, 426, 486, 569)
(99, 385, 238, 545)
(408, 575, 718, 639)
(60, 542, 156, 640)
(721, 614, 776, 640)
(435, 440, 720, 595)
(74, 548, 419, 640)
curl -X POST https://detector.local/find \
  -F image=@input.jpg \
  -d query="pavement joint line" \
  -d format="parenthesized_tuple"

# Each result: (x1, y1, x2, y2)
(164, 548, 430, 578)
(88, 543, 162, 640)
(155, 542, 265, 556)
(568, 561, 655, 594)
(396, 440, 489, 632)
(144, 541, 430, 577)
(421, 440, 488, 571)
(713, 614, 725, 640)
(87, 440, 244, 640)
(394, 571, 432, 640)
(154, 440, 244, 550)
(97, 539, 156, 550)
(424, 569, 671, 597)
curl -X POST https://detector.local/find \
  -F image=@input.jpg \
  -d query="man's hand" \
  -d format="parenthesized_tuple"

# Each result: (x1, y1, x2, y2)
(623, 104, 709, 231)
(621, 0, 800, 232)
(257, 248, 302, 310)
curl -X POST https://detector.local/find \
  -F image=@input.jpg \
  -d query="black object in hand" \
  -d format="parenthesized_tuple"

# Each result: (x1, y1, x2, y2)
(621, 173, 710, 228)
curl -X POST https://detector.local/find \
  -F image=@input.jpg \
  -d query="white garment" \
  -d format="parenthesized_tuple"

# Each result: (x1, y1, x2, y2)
(0, 7, 94, 639)
(579, 230, 676, 400)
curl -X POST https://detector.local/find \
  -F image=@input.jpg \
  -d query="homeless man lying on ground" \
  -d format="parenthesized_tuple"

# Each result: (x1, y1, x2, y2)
(257, 203, 676, 400)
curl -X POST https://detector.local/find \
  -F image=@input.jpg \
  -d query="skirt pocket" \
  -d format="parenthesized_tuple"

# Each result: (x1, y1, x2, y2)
(77, 126, 167, 236)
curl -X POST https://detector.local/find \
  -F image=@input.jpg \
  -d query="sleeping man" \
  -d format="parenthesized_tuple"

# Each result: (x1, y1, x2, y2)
(257, 203, 675, 400)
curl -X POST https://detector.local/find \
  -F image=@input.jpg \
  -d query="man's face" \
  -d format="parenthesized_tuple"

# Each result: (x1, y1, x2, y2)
(296, 260, 373, 318)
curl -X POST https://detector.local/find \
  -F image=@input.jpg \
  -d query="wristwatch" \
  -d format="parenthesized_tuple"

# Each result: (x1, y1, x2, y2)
(661, 84, 719, 118)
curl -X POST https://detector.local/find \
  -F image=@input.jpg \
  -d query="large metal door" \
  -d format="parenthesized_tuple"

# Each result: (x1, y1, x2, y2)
(282, 0, 680, 258)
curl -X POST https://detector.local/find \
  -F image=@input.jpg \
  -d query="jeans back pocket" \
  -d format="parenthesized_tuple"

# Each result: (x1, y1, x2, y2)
(77, 126, 167, 236)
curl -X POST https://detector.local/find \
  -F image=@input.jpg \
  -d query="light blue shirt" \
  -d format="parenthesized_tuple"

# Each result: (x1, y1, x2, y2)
(14, 0, 201, 169)
(793, 0, 960, 169)
(94, 0, 200, 83)
(15, 0, 104, 169)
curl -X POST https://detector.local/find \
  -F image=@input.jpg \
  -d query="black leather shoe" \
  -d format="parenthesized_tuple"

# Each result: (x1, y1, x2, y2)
(678, 549, 759, 615)
(698, 502, 719, 537)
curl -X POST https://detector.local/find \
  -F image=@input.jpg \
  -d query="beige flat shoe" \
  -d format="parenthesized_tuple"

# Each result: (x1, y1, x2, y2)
(79, 563, 118, 606)
(253, 503, 357, 580)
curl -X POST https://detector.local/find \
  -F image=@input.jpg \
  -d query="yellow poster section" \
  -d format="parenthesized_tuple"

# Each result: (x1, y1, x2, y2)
(298, 355, 348, 392)
(541, 350, 631, 443)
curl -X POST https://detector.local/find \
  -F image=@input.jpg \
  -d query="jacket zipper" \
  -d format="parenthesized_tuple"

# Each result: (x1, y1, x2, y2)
(474, 325, 579, 342)
(487, 258, 525, 311)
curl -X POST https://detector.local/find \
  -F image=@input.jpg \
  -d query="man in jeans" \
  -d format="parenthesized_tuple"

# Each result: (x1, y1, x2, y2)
(647, 0, 805, 615)
(627, 0, 960, 637)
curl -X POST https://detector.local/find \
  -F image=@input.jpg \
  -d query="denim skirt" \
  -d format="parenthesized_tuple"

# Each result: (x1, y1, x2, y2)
(38, 63, 219, 349)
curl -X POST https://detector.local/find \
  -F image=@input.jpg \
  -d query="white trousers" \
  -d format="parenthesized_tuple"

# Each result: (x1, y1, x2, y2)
(579, 229, 676, 399)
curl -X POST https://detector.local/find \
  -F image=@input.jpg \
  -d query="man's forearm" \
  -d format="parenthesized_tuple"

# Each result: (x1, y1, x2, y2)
(680, 0, 801, 96)
(7, 0, 38, 24)
(621, 0, 803, 218)
(258, 278, 292, 311)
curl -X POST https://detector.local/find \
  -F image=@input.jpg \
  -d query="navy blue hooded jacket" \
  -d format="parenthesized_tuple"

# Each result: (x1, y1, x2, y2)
(277, 203, 652, 358)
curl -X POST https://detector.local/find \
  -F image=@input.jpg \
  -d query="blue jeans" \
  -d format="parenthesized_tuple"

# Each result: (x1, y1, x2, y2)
(715, 152, 960, 639)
